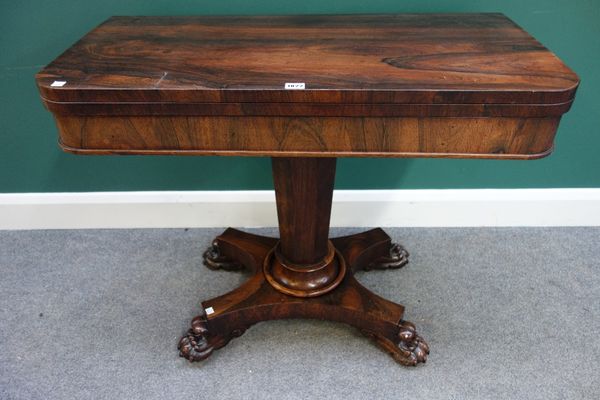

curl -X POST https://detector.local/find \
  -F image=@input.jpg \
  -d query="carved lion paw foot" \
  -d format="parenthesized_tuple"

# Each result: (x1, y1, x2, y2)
(366, 242, 409, 270)
(203, 241, 243, 271)
(362, 319, 429, 366)
(178, 316, 215, 362)
(395, 320, 429, 366)
(179, 311, 248, 362)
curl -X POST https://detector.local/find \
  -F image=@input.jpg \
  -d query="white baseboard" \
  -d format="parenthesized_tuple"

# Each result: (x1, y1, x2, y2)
(1, 189, 599, 230)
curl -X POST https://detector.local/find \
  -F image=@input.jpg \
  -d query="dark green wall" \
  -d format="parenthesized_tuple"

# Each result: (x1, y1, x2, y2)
(1, 1, 598, 192)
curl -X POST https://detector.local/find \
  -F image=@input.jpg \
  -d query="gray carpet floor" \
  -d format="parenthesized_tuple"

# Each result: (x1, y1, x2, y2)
(0, 227, 599, 400)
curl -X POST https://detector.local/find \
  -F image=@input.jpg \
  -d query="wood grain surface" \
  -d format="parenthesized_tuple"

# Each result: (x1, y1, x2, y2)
(54, 115, 560, 159)
(36, 14, 579, 107)
(37, 14, 578, 158)
(179, 227, 429, 366)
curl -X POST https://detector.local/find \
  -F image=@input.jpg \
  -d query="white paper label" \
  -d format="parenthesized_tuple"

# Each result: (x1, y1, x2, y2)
(51, 80, 67, 87)
(284, 82, 305, 90)
(205, 307, 215, 315)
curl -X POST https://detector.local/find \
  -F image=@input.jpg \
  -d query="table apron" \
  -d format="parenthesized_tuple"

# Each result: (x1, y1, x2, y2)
(53, 115, 559, 159)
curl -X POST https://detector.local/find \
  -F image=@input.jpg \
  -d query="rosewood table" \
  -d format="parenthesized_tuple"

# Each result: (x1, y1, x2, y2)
(36, 14, 578, 366)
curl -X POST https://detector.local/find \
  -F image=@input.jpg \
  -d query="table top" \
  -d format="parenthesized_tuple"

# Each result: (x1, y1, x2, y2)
(37, 14, 578, 110)
(37, 14, 578, 159)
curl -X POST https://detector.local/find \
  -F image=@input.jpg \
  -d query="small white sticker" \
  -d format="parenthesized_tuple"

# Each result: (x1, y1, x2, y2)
(51, 81, 67, 87)
(205, 307, 215, 315)
(285, 82, 305, 90)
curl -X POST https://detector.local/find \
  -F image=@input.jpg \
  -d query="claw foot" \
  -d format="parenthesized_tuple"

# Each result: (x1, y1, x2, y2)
(395, 320, 429, 366)
(361, 319, 429, 366)
(366, 242, 409, 270)
(178, 312, 248, 362)
(203, 241, 243, 271)
(178, 315, 215, 362)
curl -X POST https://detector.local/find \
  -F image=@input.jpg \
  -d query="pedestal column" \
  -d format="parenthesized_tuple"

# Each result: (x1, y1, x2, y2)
(265, 157, 346, 297)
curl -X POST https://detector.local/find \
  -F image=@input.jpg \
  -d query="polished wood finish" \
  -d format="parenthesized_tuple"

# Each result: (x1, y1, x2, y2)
(54, 116, 560, 159)
(267, 157, 343, 297)
(37, 14, 577, 105)
(37, 14, 578, 159)
(178, 228, 428, 366)
(42, 99, 573, 118)
(178, 159, 429, 364)
(36, 14, 579, 367)
(272, 157, 336, 264)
